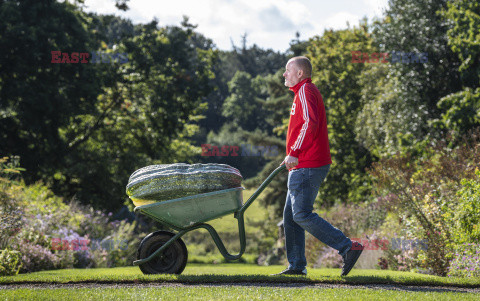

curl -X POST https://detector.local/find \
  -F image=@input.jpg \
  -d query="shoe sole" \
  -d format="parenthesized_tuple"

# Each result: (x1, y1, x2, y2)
(271, 273, 307, 276)
(341, 249, 363, 276)
(271, 268, 307, 276)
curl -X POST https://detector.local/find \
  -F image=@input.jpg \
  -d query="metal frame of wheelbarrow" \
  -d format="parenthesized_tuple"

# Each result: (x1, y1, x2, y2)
(133, 164, 286, 266)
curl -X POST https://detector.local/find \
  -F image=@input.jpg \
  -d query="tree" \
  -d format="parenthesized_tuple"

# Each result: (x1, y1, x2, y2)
(222, 71, 269, 132)
(242, 70, 295, 217)
(442, 0, 480, 88)
(357, 0, 463, 157)
(435, 0, 480, 139)
(87, 13, 135, 48)
(0, 0, 103, 188)
(306, 23, 376, 206)
(288, 32, 309, 57)
(0, 2, 217, 211)
(196, 38, 287, 136)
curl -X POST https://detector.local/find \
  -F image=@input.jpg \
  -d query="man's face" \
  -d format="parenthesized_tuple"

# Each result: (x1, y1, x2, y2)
(283, 60, 302, 87)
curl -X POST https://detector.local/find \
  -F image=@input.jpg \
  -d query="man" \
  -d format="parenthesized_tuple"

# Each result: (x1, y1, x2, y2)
(275, 56, 363, 276)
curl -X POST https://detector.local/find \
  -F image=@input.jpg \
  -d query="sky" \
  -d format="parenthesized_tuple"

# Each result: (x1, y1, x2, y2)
(83, 0, 389, 52)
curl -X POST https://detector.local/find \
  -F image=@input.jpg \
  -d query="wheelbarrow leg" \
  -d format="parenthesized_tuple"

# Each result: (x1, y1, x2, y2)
(197, 219, 246, 261)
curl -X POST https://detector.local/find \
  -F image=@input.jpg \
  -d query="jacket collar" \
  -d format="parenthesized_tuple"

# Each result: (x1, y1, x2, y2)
(289, 78, 311, 94)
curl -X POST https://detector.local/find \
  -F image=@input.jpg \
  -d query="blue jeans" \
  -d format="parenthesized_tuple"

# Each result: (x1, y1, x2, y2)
(283, 165, 351, 270)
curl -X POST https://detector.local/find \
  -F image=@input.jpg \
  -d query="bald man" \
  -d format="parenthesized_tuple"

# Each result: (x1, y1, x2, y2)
(274, 56, 363, 277)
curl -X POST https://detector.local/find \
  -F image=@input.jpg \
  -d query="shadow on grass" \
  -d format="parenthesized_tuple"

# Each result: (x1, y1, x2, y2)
(2, 270, 480, 291)
(1, 274, 479, 294)
(175, 274, 334, 284)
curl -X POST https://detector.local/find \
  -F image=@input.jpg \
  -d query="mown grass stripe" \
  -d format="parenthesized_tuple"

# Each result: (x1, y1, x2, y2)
(1, 265, 479, 288)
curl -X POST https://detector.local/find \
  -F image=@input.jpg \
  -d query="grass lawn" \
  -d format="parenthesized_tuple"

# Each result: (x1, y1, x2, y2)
(2, 286, 478, 301)
(1, 265, 479, 300)
(1, 264, 479, 288)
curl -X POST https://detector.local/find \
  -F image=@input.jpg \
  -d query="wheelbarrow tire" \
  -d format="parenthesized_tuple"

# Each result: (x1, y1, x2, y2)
(137, 231, 188, 275)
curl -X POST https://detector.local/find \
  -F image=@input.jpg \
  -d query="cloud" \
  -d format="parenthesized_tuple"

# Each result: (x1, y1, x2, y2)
(258, 6, 295, 32)
(323, 12, 361, 30)
(82, 0, 388, 51)
(363, 0, 389, 18)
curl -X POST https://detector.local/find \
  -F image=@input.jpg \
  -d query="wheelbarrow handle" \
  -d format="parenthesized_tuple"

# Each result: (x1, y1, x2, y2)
(239, 164, 286, 214)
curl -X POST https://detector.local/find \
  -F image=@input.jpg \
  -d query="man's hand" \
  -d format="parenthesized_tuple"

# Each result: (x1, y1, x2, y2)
(283, 155, 299, 170)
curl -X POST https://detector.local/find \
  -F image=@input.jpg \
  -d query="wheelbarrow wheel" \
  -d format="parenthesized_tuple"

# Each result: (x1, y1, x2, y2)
(137, 231, 188, 275)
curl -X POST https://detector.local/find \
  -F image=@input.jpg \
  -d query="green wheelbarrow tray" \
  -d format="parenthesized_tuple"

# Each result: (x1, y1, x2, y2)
(133, 164, 286, 267)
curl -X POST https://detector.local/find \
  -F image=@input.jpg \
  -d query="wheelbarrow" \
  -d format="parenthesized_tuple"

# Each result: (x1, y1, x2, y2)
(133, 164, 286, 274)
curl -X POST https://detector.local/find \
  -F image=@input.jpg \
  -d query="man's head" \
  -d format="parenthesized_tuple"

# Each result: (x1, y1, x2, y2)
(283, 56, 312, 87)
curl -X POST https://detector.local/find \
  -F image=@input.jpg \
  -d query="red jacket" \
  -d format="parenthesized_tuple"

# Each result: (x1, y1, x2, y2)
(286, 78, 332, 170)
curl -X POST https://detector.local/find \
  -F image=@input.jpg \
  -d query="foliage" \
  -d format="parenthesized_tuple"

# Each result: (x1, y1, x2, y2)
(359, 0, 462, 157)
(14, 240, 61, 273)
(0, 2, 217, 211)
(313, 247, 343, 269)
(240, 70, 291, 216)
(305, 200, 388, 268)
(307, 22, 376, 206)
(254, 208, 285, 266)
(0, 249, 22, 276)
(436, 88, 480, 139)
(87, 13, 135, 48)
(379, 242, 422, 273)
(450, 170, 480, 244)
(197, 38, 286, 137)
(201, 123, 272, 179)
(222, 71, 270, 132)
(0, 156, 24, 250)
(0, 160, 142, 273)
(0, 0, 104, 201)
(2, 0, 480, 280)
(354, 63, 428, 157)
(224, 36, 287, 79)
(368, 131, 480, 276)
(200, 55, 288, 183)
(441, 0, 480, 87)
(448, 243, 480, 278)
(434, 1, 480, 139)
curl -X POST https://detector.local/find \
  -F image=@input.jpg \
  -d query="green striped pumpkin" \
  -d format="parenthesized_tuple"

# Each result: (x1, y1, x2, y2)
(126, 163, 243, 206)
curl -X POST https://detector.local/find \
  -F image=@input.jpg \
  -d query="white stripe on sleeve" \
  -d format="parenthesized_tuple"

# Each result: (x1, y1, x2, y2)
(291, 84, 309, 151)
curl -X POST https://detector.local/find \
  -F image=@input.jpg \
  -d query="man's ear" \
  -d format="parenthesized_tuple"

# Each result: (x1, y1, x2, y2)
(297, 69, 304, 78)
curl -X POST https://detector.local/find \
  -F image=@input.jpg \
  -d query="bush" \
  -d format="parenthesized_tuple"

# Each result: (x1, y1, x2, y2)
(14, 240, 60, 273)
(368, 130, 480, 276)
(445, 171, 480, 278)
(313, 247, 343, 268)
(379, 244, 422, 272)
(448, 243, 480, 277)
(305, 199, 387, 268)
(0, 156, 24, 250)
(0, 156, 142, 273)
(0, 249, 22, 276)
(450, 171, 480, 244)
